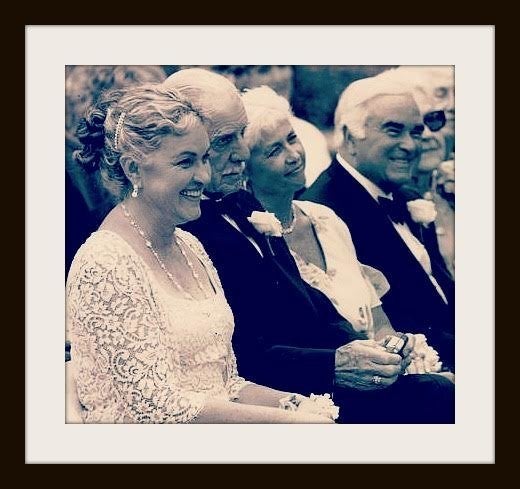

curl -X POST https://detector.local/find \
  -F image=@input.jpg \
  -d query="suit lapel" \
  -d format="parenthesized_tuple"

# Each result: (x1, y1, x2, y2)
(330, 161, 399, 234)
(217, 191, 274, 257)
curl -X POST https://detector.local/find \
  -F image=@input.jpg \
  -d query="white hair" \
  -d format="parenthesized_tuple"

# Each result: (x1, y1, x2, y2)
(375, 66, 454, 115)
(241, 85, 293, 150)
(333, 73, 416, 148)
(162, 68, 243, 138)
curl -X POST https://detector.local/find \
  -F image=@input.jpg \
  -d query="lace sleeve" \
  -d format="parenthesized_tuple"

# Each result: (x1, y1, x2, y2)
(225, 345, 253, 401)
(67, 234, 207, 423)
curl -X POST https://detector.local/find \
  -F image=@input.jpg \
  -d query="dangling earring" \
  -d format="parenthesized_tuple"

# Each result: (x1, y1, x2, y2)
(131, 183, 139, 198)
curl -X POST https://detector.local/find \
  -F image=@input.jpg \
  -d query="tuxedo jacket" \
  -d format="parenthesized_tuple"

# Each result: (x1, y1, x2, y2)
(182, 190, 365, 395)
(303, 159, 455, 366)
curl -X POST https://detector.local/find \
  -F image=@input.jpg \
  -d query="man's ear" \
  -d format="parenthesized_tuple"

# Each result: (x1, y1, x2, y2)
(343, 126, 357, 157)
(120, 157, 141, 188)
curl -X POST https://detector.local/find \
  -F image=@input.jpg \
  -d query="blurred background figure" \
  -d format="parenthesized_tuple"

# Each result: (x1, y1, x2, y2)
(378, 65, 454, 161)
(65, 65, 167, 276)
(211, 65, 332, 188)
(378, 66, 455, 278)
(421, 66, 455, 159)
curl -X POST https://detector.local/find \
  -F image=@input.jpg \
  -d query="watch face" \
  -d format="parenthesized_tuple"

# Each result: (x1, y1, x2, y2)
(383, 334, 408, 354)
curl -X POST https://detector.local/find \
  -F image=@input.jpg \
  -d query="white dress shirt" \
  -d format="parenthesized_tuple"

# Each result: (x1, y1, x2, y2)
(336, 153, 448, 304)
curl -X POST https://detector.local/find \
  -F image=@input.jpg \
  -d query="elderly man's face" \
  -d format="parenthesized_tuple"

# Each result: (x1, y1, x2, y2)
(353, 94, 423, 193)
(206, 95, 250, 196)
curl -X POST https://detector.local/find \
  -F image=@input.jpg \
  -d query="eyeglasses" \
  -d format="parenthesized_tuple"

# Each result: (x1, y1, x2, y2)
(423, 110, 446, 132)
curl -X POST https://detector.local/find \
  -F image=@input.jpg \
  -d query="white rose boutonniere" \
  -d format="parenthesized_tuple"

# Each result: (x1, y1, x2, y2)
(247, 211, 283, 237)
(406, 199, 437, 227)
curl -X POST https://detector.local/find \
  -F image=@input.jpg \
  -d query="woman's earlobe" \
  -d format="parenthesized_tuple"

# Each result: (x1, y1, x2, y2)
(128, 161, 139, 176)
(120, 157, 140, 180)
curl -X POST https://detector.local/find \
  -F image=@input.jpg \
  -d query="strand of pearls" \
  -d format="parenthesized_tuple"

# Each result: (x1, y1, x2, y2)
(281, 203, 297, 235)
(121, 203, 207, 300)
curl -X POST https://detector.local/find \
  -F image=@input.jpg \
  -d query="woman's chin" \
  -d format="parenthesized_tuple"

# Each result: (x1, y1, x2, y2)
(295, 180, 306, 192)
(176, 208, 202, 226)
(288, 172, 306, 191)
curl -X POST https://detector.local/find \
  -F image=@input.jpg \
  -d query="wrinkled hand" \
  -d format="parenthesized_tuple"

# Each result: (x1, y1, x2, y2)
(437, 160, 455, 194)
(335, 339, 403, 391)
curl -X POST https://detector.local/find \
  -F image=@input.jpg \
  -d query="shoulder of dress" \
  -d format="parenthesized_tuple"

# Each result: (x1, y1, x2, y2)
(77, 229, 136, 256)
(295, 200, 338, 219)
(67, 230, 143, 279)
(176, 228, 203, 249)
(176, 228, 214, 262)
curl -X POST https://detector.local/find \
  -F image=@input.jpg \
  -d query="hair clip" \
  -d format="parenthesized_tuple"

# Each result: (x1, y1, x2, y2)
(114, 111, 126, 150)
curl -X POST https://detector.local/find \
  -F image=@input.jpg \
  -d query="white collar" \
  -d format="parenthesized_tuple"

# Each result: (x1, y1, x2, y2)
(336, 152, 392, 201)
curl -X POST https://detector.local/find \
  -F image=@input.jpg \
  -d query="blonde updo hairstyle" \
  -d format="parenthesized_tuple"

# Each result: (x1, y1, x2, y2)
(74, 83, 204, 201)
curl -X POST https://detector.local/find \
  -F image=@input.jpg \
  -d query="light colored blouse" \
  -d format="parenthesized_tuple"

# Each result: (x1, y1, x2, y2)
(290, 201, 390, 338)
(66, 229, 249, 424)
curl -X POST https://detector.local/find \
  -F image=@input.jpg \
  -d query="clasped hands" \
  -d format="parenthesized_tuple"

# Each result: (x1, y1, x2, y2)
(334, 335, 415, 391)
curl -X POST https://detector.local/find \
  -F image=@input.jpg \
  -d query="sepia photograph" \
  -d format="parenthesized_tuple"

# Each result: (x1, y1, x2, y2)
(27, 26, 494, 463)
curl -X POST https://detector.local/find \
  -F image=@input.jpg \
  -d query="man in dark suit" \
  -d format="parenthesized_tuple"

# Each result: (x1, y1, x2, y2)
(164, 68, 454, 423)
(303, 74, 455, 370)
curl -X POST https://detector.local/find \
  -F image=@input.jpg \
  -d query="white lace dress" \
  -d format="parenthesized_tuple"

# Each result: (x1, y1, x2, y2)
(291, 201, 390, 338)
(66, 229, 250, 423)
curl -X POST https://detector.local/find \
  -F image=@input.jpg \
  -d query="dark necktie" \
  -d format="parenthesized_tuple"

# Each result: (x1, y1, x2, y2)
(377, 196, 407, 224)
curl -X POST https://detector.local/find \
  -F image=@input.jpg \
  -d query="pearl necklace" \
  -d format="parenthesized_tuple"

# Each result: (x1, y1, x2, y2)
(281, 203, 297, 235)
(121, 203, 207, 300)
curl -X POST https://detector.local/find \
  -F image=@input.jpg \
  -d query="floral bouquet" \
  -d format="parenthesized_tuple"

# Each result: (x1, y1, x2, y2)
(405, 334, 443, 374)
(279, 393, 340, 421)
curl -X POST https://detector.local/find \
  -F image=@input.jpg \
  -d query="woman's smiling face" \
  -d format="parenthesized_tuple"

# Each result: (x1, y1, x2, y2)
(246, 116, 306, 195)
(138, 119, 211, 226)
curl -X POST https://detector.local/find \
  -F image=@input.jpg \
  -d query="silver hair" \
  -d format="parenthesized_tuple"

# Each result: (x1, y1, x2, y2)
(241, 85, 293, 150)
(162, 68, 243, 140)
(375, 66, 452, 115)
(333, 73, 416, 149)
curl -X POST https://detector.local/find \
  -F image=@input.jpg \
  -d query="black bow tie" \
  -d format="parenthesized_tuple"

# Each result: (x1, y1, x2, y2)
(378, 196, 407, 224)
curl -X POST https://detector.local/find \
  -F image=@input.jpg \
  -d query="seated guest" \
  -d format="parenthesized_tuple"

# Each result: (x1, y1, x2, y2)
(213, 65, 331, 187)
(417, 66, 455, 159)
(241, 85, 448, 376)
(66, 82, 336, 424)
(303, 73, 455, 370)
(381, 66, 455, 278)
(377, 66, 455, 278)
(66, 65, 168, 276)
(165, 68, 455, 423)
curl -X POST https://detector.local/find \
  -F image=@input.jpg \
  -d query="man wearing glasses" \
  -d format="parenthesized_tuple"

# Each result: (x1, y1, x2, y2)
(303, 73, 455, 371)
